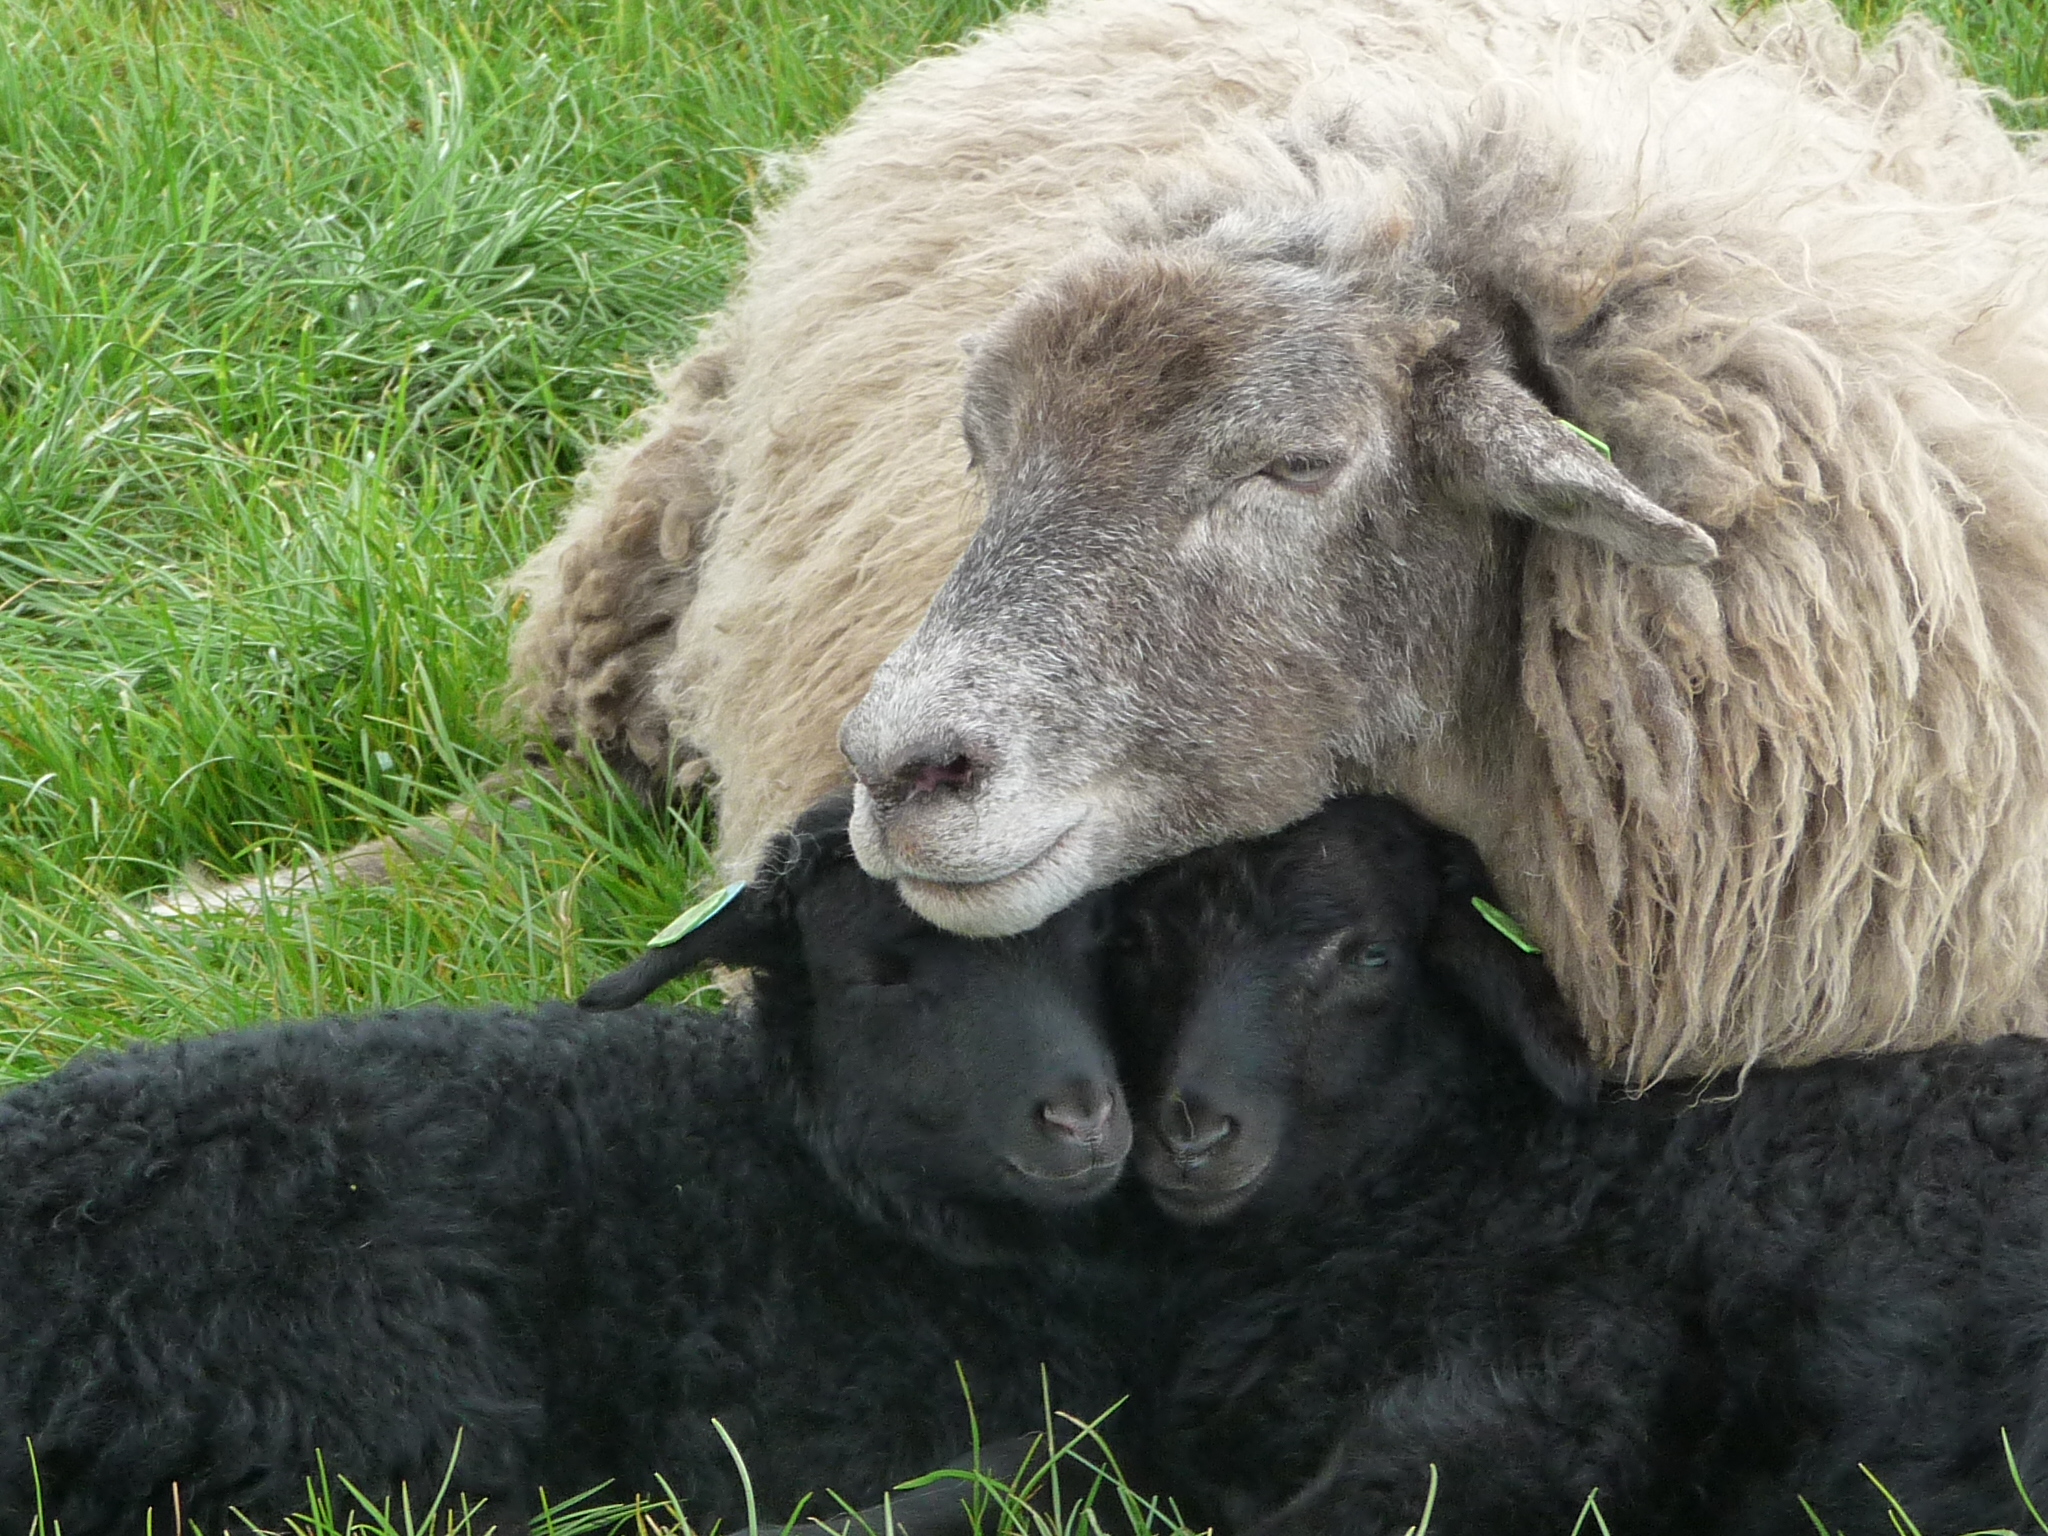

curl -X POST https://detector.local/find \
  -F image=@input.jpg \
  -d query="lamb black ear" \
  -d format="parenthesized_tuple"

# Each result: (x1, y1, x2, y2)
(1417, 355, 1717, 569)
(575, 879, 783, 1010)
(1421, 833, 1598, 1108)
(578, 794, 854, 1010)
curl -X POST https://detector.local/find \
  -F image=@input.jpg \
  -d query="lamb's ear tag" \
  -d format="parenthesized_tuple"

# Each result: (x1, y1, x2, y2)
(647, 882, 748, 949)
(1471, 896, 1541, 954)
(1560, 420, 1613, 460)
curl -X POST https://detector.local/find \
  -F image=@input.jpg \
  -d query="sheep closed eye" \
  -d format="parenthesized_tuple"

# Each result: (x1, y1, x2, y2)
(1260, 454, 1341, 493)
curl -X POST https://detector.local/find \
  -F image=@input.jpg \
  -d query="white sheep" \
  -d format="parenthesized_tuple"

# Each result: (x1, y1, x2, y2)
(508, 0, 2048, 1078)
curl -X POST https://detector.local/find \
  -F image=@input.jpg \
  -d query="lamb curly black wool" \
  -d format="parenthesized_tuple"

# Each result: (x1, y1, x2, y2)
(1114, 794, 2048, 1536)
(0, 797, 1138, 1536)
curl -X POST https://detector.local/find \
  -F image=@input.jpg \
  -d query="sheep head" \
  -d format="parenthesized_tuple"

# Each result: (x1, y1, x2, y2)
(840, 205, 1715, 937)
(1112, 794, 1596, 1225)
(582, 793, 1130, 1252)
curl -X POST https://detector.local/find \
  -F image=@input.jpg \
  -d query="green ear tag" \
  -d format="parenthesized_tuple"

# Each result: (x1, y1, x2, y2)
(647, 882, 748, 949)
(1561, 420, 1613, 460)
(1471, 896, 1542, 955)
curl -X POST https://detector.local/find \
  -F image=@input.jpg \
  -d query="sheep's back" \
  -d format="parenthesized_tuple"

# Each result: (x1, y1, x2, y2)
(0, 1003, 1145, 1533)
(0, 1001, 747, 1535)
(1149, 1036, 2048, 1533)
(546, 0, 2048, 1078)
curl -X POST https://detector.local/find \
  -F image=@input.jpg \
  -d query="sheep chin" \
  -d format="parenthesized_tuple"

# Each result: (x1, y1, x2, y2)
(999, 1153, 1127, 1209)
(888, 835, 1097, 946)
(1143, 1178, 1264, 1227)
(1133, 1118, 1279, 1226)
(884, 812, 1106, 939)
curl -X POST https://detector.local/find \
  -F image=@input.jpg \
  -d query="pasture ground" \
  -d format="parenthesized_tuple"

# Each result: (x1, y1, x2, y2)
(0, 0, 2042, 1531)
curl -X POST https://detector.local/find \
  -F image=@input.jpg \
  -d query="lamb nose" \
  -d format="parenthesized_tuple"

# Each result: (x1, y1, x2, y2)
(1162, 1097, 1237, 1167)
(1037, 1085, 1116, 1147)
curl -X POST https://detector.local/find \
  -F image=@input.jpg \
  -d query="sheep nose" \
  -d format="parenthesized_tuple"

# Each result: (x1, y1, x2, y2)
(847, 734, 987, 812)
(1161, 1095, 1237, 1169)
(1036, 1082, 1117, 1148)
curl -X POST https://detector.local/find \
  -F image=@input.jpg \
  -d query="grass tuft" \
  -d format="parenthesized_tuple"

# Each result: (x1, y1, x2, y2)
(0, 0, 1010, 1068)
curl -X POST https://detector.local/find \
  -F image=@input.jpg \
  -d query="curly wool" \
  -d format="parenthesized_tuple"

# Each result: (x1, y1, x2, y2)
(0, 1012, 1138, 1535)
(507, 0, 2048, 1077)
(0, 805, 1137, 1536)
(1114, 796, 2048, 1535)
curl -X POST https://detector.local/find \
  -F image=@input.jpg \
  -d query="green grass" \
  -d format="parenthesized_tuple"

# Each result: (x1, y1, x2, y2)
(0, 0, 2042, 1528)
(1832, 0, 2047, 127)
(13, 1394, 1187, 1536)
(0, 0, 1018, 1067)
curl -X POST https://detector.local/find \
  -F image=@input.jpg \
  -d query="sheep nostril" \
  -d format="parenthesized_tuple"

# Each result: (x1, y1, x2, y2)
(1162, 1095, 1237, 1167)
(853, 739, 987, 811)
(1037, 1086, 1115, 1147)
(907, 753, 976, 799)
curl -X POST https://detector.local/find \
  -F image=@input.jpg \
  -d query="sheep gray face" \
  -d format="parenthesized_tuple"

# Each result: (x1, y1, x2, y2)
(840, 224, 1716, 937)
(1112, 795, 1595, 1224)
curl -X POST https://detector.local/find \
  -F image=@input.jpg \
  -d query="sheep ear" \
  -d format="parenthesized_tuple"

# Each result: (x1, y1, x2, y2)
(578, 796, 853, 1010)
(1417, 359, 1718, 568)
(1421, 831, 1598, 1108)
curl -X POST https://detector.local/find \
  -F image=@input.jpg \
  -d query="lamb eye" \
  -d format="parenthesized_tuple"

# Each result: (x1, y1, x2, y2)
(1307, 931, 1389, 983)
(1260, 453, 1340, 492)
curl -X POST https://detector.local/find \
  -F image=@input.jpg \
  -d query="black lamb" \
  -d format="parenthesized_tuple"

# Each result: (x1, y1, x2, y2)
(0, 795, 1139, 1536)
(1113, 793, 2048, 1536)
